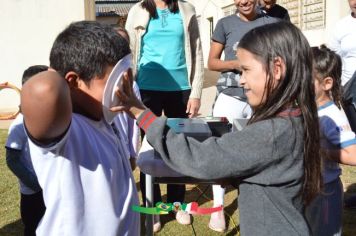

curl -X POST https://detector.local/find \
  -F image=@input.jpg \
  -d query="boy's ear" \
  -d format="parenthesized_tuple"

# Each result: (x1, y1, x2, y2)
(322, 76, 334, 91)
(65, 72, 80, 88)
(273, 57, 285, 81)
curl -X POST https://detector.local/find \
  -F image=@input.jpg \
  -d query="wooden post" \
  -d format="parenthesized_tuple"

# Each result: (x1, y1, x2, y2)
(84, 0, 96, 20)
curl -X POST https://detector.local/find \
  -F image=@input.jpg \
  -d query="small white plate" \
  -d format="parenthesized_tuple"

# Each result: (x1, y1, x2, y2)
(102, 53, 132, 124)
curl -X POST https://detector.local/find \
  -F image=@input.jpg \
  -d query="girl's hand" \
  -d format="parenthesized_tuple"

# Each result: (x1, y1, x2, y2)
(110, 71, 146, 119)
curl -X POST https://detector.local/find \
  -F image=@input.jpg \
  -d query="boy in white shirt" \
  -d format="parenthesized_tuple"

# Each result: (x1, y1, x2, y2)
(113, 27, 141, 171)
(21, 21, 140, 236)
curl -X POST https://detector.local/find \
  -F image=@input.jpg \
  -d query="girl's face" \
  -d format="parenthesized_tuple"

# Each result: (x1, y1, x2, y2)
(234, 0, 257, 18)
(237, 48, 269, 108)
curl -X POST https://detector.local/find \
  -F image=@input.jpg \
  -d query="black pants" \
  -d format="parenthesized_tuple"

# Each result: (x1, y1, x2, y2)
(139, 89, 190, 205)
(21, 191, 46, 236)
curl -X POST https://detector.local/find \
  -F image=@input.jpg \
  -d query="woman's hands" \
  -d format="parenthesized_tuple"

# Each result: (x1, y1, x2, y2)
(110, 71, 146, 119)
(186, 98, 201, 118)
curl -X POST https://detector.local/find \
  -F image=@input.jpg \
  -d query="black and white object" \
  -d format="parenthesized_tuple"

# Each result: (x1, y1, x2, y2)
(102, 53, 132, 124)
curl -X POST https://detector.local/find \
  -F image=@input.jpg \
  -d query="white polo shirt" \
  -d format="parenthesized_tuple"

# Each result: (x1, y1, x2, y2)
(28, 113, 140, 236)
(318, 101, 356, 183)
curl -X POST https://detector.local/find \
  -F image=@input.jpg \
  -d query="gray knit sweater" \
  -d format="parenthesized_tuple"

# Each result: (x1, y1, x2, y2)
(138, 110, 310, 235)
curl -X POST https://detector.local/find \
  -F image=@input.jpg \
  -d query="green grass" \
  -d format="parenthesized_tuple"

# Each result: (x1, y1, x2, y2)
(1, 128, 355, 235)
(341, 165, 356, 236)
(0, 129, 23, 236)
(152, 184, 239, 236)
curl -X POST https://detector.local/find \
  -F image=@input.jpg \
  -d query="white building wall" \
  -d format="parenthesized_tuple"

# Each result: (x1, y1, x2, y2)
(0, 0, 92, 113)
(188, 0, 234, 65)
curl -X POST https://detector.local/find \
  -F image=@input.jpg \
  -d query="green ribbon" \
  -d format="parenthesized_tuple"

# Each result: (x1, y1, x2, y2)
(132, 201, 220, 215)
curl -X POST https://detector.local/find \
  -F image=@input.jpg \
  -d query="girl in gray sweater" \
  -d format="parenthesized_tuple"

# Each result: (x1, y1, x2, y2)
(114, 21, 322, 236)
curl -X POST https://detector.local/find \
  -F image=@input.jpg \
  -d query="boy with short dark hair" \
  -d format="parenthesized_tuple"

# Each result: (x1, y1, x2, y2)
(258, 0, 290, 21)
(21, 21, 140, 236)
(6, 65, 48, 236)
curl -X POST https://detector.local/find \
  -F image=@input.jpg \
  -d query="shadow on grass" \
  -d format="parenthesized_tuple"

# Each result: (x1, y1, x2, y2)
(345, 183, 356, 194)
(0, 219, 23, 236)
(226, 224, 240, 236)
(157, 184, 239, 234)
(343, 183, 356, 236)
(344, 183, 356, 209)
(136, 178, 241, 234)
(224, 194, 238, 231)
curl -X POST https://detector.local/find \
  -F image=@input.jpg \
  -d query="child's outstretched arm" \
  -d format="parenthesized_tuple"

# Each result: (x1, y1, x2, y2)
(21, 71, 72, 145)
(114, 73, 298, 181)
(327, 145, 356, 166)
(320, 115, 356, 166)
(338, 145, 356, 165)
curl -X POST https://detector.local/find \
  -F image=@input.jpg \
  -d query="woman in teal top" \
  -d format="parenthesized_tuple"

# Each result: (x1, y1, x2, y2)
(126, 0, 204, 232)
(137, 7, 190, 91)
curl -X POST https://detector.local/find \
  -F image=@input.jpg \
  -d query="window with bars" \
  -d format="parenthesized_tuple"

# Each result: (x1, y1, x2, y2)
(278, 0, 325, 30)
(207, 17, 214, 38)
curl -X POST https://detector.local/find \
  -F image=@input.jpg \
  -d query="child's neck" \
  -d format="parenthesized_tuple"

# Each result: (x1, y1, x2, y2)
(316, 94, 332, 108)
(155, 0, 167, 9)
(70, 87, 103, 121)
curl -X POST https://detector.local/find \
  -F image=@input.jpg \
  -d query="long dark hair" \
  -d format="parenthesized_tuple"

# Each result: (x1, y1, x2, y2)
(141, 0, 179, 18)
(238, 21, 321, 205)
(311, 45, 343, 109)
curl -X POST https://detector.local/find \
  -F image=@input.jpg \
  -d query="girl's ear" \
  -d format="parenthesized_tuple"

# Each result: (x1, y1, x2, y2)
(65, 72, 80, 88)
(272, 57, 285, 81)
(322, 76, 334, 91)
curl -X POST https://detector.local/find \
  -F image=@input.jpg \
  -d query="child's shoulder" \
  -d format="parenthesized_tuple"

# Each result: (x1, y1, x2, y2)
(6, 114, 26, 149)
(29, 114, 115, 153)
(318, 102, 346, 119)
(7, 114, 25, 137)
(318, 102, 351, 129)
(245, 116, 302, 137)
(71, 113, 112, 134)
(8, 114, 24, 132)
